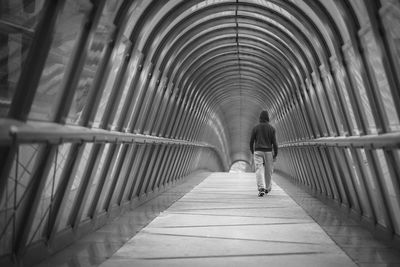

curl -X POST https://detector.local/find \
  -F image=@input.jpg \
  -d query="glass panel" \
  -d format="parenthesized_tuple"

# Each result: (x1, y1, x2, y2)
(361, 30, 400, 131)
(110, 49, 141, 130)
(344, 46, 377, 134)
(82, 144, 110, 219)
(27, 143, 71, 245)
(322, 72, 344, 135)
(313, 74, 334, 136)
(121, 145, 143, 202)
(380, 1, 400, 89)
(333, 63, 359, 135)
(92, 38, 129, 127)
(345, 148, 373, 218)
(0, 144, 41, 255)
(110, 145, 135, 206)
(0, 0, 45, 117)
(98, 144, 123, 211)
(57, 143, 93, 231)
(66, 3, 118, 125)
(375, 150, 400, 234)
(359, 149, 389, 227)
(29, 0, 93, 121)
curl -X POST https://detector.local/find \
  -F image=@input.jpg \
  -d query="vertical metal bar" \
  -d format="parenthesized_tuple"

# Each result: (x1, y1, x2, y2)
(158, 146, 176, 187)
(365, 149, 394, 231)
(388, 150, 400, 185)
(334, 147, 361, 212)
(165, 146, 180, 185)
(159, 86, 179, 138)
(178, 147, 190, 178)
(167, 146, 185, 184)
(69, 143, 103, 230)
(303, 85, 322, 138)
(97, 144, 123, 213)
(294, 148, 308, 186)
(376, 3, 400, 118)
(319, 147, 341, 202)
(127, 145, 146, 201)
(325, 63, 352, 135)
(12, 144, 19, 260)
(47, 145, 58, 235)
(128, 145, 149, 198)
(138, 145, 160, 195)
(326, 147, 348, 207)
(162, 145, 179, 186)
(312, 71, 336, 136)
(82, 27, 118, 126)
(306, 147, 322, 192)
(167, 91, 186, 138)
(297, 147, 314, 189)
(0, 147, 17, 211)
(134, 144, 155, 197)
(123, 57, 150, 127)
(125, 62, 155, 132)
(344, 148, 373, 219)
(55, 0, 106, 123)
(312, 147, 331, 196)
(299, 89, 317, 138)
(132, 71, 164, 133)
(145, 81, 169, 135)
(100, 42, 133, 129)
(171, 146, 187, 180)
(116, 145, 139, 205)
(305, 80, 324, 137)
(153, 145, 172, 190)
(147, 145, 167, 192)
(104, 145, 129, 211)
(46, 144, 84, 243)
(151, 82, 174, 136)
(8, 0, 66, 120)
(143, 145, 162, 194)
(13, 145, 56, 258)
(178, 147, 192, 178)
(88, 144, 117, 218)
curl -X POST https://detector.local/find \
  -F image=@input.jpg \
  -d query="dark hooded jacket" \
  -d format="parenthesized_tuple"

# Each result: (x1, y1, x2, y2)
(249, 111, 278, 157)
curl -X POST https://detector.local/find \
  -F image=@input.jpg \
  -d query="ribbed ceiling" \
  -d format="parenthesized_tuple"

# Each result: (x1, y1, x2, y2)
(118, 0, 348, 166)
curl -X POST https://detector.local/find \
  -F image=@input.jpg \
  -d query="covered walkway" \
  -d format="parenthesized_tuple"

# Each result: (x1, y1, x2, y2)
(34, 172, 400, 266)
(1, 0, 400, 266)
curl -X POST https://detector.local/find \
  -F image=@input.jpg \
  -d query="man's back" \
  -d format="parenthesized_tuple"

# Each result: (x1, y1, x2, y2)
(250, 122, 278, 156)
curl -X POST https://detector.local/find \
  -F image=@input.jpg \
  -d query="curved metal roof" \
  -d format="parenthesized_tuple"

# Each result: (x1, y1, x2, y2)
(114, 0, 356, 166)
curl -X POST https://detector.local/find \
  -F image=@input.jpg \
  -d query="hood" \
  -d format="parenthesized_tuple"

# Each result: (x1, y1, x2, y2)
(259, 110, 269, 123)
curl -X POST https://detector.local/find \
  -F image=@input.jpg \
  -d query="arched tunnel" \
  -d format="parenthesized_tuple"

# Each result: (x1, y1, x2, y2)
(1, 0, 400, 266)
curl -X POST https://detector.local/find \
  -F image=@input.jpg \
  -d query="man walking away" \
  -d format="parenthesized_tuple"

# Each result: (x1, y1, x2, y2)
(249, 110, 278, 197)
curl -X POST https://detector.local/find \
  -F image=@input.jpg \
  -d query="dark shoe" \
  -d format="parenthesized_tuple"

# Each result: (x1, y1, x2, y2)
(258, 188, 265, 197)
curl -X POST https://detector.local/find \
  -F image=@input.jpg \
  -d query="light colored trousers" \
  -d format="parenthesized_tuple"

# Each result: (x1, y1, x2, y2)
(254, 151, 273, 191)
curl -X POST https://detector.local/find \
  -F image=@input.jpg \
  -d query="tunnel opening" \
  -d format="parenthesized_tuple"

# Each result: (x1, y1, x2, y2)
(229, 160, 252, 173)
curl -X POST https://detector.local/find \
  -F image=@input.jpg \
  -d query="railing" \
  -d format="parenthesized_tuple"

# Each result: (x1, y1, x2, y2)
(279, 132, 400, 149)
(0, 119, 206, 146)
(0, 118, 228, 168)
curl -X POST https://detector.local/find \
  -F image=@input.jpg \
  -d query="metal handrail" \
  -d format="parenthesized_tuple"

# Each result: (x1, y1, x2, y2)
(0, 119, 230, 170)
(0, 119, 208, 147)
(279, 132, 400, 149)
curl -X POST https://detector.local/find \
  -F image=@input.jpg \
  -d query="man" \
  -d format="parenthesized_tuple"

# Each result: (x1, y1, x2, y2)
(249, 110, 278, 197)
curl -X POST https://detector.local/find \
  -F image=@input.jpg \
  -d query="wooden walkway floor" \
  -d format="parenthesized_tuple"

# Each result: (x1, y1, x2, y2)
(98, 172, 356, 267)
